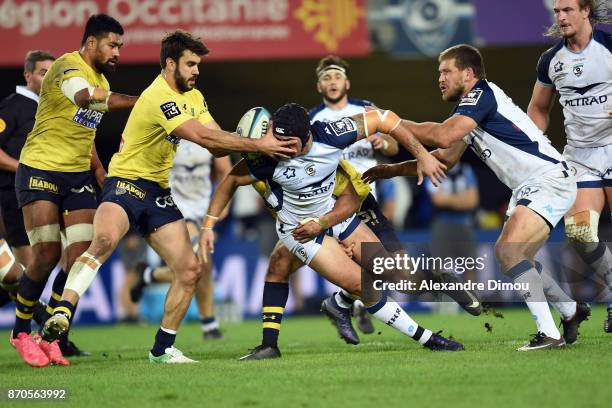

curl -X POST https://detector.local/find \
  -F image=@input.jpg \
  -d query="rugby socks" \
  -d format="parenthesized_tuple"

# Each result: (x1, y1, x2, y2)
(44, 270, 68, 319)
(201, 316, 219, 332)
(507, 260, 560, 339)
(366, 294, 433, 344)
(53, 300, 75, 322)
(574, 242, 612, 289)
(334, 290, 355, 309)
(261, 282, 289, 347)
(13, 272, 46, 337)
(534, 262, 577, 320)
(151, 327, 177, 357)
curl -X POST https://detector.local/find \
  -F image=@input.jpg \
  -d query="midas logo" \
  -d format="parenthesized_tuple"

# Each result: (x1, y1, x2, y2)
(294, 0, 364, 51)
(116, 180, 146, 200)
(29, 177, 59, 193)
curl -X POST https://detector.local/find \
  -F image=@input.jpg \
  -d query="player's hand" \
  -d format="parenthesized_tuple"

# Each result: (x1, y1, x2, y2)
(362, 164, 394, 184)
(342, 241, 355, 259)
(292, 219, 323, 243)
(198, 228, 215, 264)
(257, 122, 298, 160)
(368, 135, 386, 150)
(416, 152, 446, 186)
(94, 166, 107, 188)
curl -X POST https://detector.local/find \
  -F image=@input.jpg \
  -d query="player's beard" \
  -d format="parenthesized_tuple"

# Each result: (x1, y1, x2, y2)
(322, 84, 348, 104)
(443, 80, 465, 103)
(94, 57, 118, 75)
(175, 70, 195, 93)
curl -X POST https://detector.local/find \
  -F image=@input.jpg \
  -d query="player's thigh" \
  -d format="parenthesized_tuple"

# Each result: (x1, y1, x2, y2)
(21, 200, 62, 266)
(605, 186, 612, 211)
(62, 208, 96, 267)
(310, 235, 361, 294)
(87, 202, 131, 260)
(267, 241, 302, 283)
(567, 187, 605, 216)
(497, 206, 548, 267)
(339, 222, 380, 264)
(147, 219, 199, 281)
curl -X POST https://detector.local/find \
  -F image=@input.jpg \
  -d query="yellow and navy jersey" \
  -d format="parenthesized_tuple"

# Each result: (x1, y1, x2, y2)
(108, 74, 213, 188)
(20, 51, 109, 172)
(250, 159, 370, 218)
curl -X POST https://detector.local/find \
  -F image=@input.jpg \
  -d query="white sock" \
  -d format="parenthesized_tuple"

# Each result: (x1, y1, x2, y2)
(586, 243, 612, 288)
(509, 261, 560, 339)
(334, 292, 353, 309)
(143, 266, 154, 285)
(535, 262, 577, 320)
(201, 319, 219, 332)
(160, 326, 176, 335)
(366, 295, 432, 344)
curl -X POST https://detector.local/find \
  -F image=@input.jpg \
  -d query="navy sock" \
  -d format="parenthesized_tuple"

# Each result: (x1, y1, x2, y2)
(13, 272, 47, 337)
(151, 327, 176, 357)
(261, 282, 289, 347)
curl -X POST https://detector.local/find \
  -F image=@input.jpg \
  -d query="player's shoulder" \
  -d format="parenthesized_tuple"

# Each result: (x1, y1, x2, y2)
(347, 97, 375, 108)
(537, 39, 565, 67)
(308, 102, 326, 120)
(593, 29, 612, 52)
(244, 154, 278, 179)
(311, 117, 358, 145)
(53, 51, 83, 70)
(457, 79, 495, 107)
(0, 93, 20, 109)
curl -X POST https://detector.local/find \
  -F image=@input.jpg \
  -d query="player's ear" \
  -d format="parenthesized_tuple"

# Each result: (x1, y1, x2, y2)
(316, 81, 323, 94)
(86, 36, 97, 51)
(346, 79, 351, 91)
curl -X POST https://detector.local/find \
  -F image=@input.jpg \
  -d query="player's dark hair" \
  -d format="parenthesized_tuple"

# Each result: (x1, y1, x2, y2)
(272, 103, 311, 145)
(438, 44, 486, 79)
(545, 0, 612, 36)
(80, 14, 124, 46)
(316, 55, 349, 78)
(160, 30, 209, 68)
(24, 50, 55, 73)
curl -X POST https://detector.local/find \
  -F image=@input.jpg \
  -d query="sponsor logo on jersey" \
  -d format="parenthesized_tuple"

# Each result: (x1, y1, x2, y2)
(342, 148, 373, 161)
(165, 134, 181, 145)
(467, 134, 491, 161)
(70, 184, 95, 194)
(293, 244, 308, 261)
(329, 117, 356, 136)
(518, 185, 541, 199)
(115, 180, 146, 200)
(564, 95, 607, 107)
(28, 176, 59, 193)
(72, 108, 103, 129)
(459, 89, 483, 106)
(298, 182, 334, 199)
(160, 101, 181, 120)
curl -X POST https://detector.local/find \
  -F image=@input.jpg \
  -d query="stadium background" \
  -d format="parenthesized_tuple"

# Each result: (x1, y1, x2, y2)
(0, 0, 609, 327)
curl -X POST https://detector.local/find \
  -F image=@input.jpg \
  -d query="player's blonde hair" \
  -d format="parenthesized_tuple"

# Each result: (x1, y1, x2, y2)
(545, 0, 612, 36)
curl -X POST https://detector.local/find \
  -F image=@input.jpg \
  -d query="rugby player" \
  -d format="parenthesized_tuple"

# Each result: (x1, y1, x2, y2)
(363, 44, 587, 350)
(11, 15, 138, 367)
(43, 30, 298, 364)
(527, 0, 611, 333)
(308, 55, 399, 333)
(201, 103, 465, 356)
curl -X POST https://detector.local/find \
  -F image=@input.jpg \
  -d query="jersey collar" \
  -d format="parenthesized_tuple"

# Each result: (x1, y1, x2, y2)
(15, 86, 39, 103)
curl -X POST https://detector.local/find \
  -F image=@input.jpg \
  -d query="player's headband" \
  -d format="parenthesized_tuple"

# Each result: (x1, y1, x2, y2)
(317, 64, 347, 79)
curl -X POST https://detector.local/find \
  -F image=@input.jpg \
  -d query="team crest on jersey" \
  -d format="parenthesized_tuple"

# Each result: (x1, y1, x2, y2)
(160, 101, 181, 120)
(459, 89, 483, 106)
(283, 167, 296, 179)
(329, 118, 356, 136)
(554, 61, 564, 73)
(305, 163, 316, 176)
(573, 64, 584, 77)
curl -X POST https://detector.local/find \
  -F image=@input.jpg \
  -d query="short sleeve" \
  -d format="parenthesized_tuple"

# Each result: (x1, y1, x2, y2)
(151, 95, 193, 136)
(312, 118, 358, 148)
(453, 87, 496, 125)
(536, 54, 553, 87)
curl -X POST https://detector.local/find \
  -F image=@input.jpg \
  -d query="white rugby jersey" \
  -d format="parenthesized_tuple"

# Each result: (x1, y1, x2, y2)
(246, 118, 358, 226)
(309, 98, 377, 178)
(454, 80, 565, 190)
(536, 29, 612, 148)
(169, 139, 213, 215)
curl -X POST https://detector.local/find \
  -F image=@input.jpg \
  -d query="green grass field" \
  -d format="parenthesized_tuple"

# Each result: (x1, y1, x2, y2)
(1, 306, 610, 408)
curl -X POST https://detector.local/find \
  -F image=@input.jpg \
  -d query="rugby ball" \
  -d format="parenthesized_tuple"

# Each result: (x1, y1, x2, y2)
(236, 107, 271, 139)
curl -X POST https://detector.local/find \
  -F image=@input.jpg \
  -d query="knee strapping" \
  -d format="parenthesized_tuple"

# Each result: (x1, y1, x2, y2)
(27, 224, 61, 246)
(64, 223, 94, 247)
(0, 240, 16, 281)
(564, 210, 600, 243)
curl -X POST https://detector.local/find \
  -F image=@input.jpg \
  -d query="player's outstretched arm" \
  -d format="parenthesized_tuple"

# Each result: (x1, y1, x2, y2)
(62, 77, 137, 112)
(401, 115, 477, 149)
(292, 181, 361, 243)
(362, 142, 468, 184)
(353, 109, 447, 185)
(172, 119, 297, 160)
(527, 82, 556, 132)
(199, 160, 255, 261)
